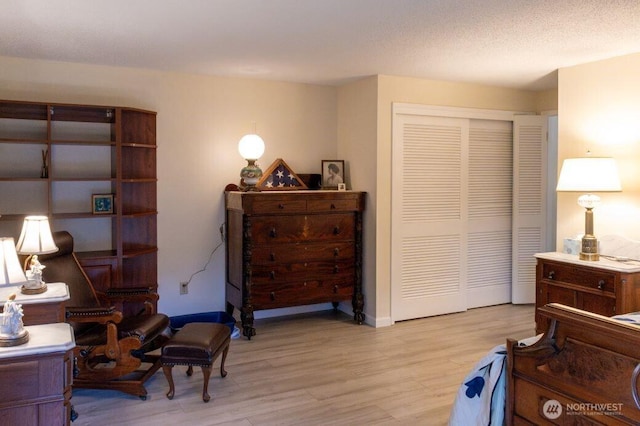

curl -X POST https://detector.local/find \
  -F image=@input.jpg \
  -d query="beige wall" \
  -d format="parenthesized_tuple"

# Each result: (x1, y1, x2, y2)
(337, 77, 378, 322)
(557, 53, 640, 249)
(0, 55, 338, 317)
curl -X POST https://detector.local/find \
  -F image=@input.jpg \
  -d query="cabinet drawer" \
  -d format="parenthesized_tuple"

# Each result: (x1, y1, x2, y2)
(541, 261, 615, 293)
(307, 198, 357, 212)
(250, 198, 307, 214)
(251, 214, 355, 244)
(251, 279, 353, 309)
(251, 260, 354, 284)
(543, 283, 616, 316)
(251, 242, 355, 264)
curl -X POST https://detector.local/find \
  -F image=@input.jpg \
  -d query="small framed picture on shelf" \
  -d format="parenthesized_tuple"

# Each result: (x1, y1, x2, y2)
(92, 194, 114, 215)
(321, 160, 345, 189)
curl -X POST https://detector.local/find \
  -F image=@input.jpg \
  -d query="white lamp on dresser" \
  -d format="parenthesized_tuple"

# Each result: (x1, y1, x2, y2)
(556, 156, 621, 261)
(15, 215, 58, 294)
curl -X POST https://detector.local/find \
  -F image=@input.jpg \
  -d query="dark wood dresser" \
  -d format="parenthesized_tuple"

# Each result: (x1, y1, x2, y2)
(535, 252, 640, 333)
(225, 190, 365, 338)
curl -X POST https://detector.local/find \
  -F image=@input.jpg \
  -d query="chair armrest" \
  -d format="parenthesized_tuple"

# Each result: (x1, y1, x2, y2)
(101, 287, 159, 315)
(66, 306, 123, 324)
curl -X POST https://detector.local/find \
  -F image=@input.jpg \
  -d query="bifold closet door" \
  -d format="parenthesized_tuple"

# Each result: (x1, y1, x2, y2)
(391, 114, 513, 321)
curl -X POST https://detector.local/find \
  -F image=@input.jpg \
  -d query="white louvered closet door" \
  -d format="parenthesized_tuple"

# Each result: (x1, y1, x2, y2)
(391, 115, 514, 321)
(512, 115, 548, 303)
(467, 120, 513, 308)
(391, 115, 469, 321)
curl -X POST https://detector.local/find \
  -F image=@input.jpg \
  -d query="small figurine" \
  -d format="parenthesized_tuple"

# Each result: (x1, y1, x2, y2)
(0, 294, 28, 346)
(22, 255, 48, 294)
(26, 255, 45, 286)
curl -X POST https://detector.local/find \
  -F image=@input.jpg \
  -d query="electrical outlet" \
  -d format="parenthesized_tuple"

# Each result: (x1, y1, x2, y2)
(180, 281, 189, 295)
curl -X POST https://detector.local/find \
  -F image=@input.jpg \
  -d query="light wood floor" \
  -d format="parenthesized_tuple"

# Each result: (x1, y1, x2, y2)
(71, 303, 535, 426)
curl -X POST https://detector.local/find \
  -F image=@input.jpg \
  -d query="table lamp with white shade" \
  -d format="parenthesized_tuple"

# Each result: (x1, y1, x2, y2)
(15, 215, 58, 294)
(556, 156, 622, 261)
(0, 238, 28, 288)
(0, 237, 30, 346)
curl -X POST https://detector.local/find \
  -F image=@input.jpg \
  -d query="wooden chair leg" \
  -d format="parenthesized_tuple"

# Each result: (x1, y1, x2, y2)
(201, 365, 212, 402)
(186, 365, 193, 376)
(163, 365, 175, 400)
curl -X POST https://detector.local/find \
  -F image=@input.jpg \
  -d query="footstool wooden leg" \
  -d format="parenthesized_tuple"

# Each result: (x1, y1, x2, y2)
(220, 344, 229, 378)
(201, 365, 212, 402)
(163, 365, 175, 400)
(186, 365, 193, 376)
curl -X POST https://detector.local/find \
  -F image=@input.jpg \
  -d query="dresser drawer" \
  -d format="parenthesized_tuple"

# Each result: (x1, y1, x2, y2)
(251, 242, 355, 264)
(251, 259, 354, 284)
(541, 261, 615, 293)
(251, 279, 354, 309)
(250, 198, 307, 214)
(307, 198, 358, 212)
(251, 213, 355, 244)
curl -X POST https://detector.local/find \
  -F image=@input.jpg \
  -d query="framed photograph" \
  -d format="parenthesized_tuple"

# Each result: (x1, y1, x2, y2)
(321, 160, 345, 189)
(92, 194, 114, 214)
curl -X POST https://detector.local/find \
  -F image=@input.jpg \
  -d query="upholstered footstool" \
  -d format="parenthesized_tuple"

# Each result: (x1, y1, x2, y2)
(161, 322, 231, 402)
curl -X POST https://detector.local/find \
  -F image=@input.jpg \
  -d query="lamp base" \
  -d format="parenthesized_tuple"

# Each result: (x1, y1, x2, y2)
(21, 283, 47, 295)
(579, 234, 600, 261)
(579, 252, 600, 261)
(0, 329, 29, 347)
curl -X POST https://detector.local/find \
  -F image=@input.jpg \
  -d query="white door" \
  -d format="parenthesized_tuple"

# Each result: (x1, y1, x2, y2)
(466, 120, 513, 308)
(511, 115, 548, 303)
(391, 114, 469, 321)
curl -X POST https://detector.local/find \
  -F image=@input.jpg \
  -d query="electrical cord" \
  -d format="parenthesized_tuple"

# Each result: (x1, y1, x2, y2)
(182, 223, 225, 286)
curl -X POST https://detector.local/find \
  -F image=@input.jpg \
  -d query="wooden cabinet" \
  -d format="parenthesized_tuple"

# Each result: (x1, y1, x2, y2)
(0, 100, 157, 315)
(225, 190, 365, 338)
(0, 323, 75, 425)
(535, 252, 640, 333)
(0, 282, 69, 325)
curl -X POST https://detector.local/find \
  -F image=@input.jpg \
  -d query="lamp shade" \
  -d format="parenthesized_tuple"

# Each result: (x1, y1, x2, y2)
(238, 134, 265, 160)
(556, 157, 622, 192)
(0, 238, 27, 286)
(16, 215, 58, 255)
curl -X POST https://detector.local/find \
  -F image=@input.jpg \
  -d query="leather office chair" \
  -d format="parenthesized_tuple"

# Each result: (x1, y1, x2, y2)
(40, 231, 171, 399)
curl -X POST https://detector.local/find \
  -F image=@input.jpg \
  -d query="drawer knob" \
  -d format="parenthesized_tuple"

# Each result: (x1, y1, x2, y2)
(270, 271, 276, 280)
(330, 203, 336, 209)
(547, 270, 555, 280)
(270, 253, 276, 261)
(333, 285, 339, 294)
(270, 292, 276, 301)
(334, 265, 339, 273)
(278, 203, 285, 209)
(270, 228, 277, 238)
(598, 280, 605, 290)
(333, 226, 341, 235)
(334, 248, 340, 256)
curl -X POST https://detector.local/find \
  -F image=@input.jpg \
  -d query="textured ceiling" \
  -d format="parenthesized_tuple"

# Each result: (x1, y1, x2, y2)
(2, 0, 640, 91)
